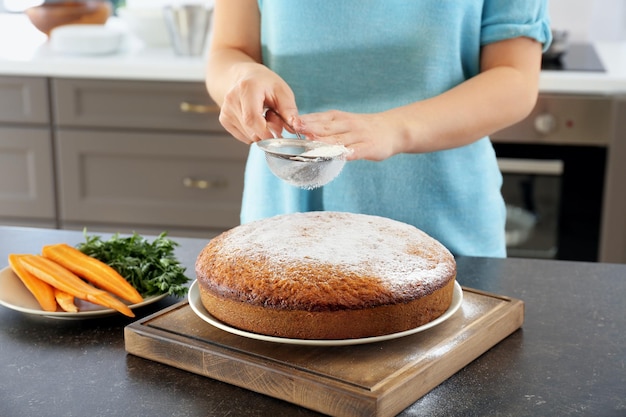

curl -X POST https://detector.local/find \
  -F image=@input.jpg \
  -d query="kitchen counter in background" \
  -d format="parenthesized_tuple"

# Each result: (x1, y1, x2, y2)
(2, 13, 626, 93)
(0, 14, 205, 82)
(0, 226, 625, 417)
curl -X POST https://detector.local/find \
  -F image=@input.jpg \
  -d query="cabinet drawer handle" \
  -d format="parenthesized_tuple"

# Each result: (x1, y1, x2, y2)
(183, 177, 228, 189)
(179, 102, 220, 114)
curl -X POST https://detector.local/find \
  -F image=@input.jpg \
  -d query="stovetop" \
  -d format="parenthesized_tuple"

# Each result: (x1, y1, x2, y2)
(542, 43, 605, 72)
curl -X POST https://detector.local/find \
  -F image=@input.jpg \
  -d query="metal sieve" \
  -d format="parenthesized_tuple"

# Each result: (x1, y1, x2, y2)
(258, 108, 348, 189)
(257, 138, 348, 189)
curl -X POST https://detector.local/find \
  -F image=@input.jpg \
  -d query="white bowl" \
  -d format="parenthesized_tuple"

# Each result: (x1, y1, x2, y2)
(50, 24, 124, 55)
(117, 6, 171, 47)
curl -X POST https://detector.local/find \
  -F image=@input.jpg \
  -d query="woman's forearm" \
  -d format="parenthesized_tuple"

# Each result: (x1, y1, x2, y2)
(205, 49, 260, 107)
(205, 0, 262, 107)
(393, 65, 539, 153)
(390, 37, 542, 154)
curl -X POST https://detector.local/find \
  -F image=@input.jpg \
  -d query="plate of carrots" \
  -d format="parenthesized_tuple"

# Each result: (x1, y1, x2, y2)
(0, 243, 167, 319)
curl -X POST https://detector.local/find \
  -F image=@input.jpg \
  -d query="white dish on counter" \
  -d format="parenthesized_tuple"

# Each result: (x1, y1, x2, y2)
(50, 24, 124, 55)
(117, 6, 171, 47)
(0, 266, 166, 319)
(188, 280, 463, 346)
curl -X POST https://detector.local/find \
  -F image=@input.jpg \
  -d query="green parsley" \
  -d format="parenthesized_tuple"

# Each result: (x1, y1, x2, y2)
(76, 231, 190, 298)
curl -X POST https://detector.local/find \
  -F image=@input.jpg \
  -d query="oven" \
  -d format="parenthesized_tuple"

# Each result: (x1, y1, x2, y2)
(491, 94, 613, 262)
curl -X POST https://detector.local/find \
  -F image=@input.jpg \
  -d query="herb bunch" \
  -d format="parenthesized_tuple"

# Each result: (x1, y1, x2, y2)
(76, 231, 190, 298)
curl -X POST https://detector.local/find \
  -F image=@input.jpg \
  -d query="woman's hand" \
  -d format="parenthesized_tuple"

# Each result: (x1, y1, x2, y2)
(297, 110, 408, 161)
(218, 63, 301, 144)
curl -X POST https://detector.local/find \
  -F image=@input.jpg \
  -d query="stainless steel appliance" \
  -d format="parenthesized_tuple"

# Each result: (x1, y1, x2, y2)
(489, 42, 626, 263)
(541, 42, 605, 72)
(492, 94, 613, 262)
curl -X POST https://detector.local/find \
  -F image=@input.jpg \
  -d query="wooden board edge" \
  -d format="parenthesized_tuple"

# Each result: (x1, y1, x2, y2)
(125, 324, 379, 417)
(461, 286, 518, 302)
(373, 297, 525, 417)
(128, 299, 189, 328)
(124, 291, 526, 417)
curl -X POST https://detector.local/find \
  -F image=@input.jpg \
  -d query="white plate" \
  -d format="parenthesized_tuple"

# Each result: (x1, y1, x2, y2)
(0, 266, 167, 319)
(188, 280, 463, 346)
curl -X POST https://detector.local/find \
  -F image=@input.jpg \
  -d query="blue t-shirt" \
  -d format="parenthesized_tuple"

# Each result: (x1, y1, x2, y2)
(243, 0, 551, 257)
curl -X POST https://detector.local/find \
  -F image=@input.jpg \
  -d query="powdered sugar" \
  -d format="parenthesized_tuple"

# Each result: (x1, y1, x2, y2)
(215, 211, 455, 294)
(298, 144, 348, 158)
(267, 156, 345, 190)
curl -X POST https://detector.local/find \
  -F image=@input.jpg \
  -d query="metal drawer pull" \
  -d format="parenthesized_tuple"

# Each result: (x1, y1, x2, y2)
(179, 102, 220, 114)
(182, 177, 228, 189)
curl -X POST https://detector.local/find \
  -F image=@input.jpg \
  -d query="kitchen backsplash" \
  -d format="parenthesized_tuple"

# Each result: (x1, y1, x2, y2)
(1, 0, 624, 42)
(550, 0, 626, 41)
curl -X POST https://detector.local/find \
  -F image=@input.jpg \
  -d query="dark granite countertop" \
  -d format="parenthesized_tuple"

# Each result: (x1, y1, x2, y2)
(0, 226, 624, 417)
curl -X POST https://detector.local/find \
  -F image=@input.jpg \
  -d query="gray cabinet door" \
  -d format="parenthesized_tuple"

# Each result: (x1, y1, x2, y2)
(0, 127, 56, 221)
(52, 78, 223, 132)
(0, 76, 50, 125)
(55, 129, 248, 231)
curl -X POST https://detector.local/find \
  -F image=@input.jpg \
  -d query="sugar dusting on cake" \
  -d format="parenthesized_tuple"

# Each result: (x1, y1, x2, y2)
(208, 211, 456, 301)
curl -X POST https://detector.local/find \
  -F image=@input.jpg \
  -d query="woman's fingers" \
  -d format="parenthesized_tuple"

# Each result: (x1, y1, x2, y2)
(219, 98, 274, 143)
(218, 76, 301, 143)
(298, 110, 401, 161)
(299, 110, 358, 143)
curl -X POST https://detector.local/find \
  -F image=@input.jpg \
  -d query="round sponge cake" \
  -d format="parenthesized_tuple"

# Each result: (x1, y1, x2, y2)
(195, 211, 457, 340)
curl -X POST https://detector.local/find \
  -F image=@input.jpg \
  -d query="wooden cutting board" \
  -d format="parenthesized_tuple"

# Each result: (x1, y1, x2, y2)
(125, 288, 523, 417)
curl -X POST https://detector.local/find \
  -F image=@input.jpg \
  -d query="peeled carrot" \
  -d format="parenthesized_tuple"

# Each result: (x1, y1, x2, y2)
(8, 254, 58, 312)
(18, 255, 135, 318)
(53, 288, 78, 313)
(42, 243, 143, 304)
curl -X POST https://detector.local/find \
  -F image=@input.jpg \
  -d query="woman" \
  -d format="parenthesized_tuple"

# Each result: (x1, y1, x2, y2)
(205, 1, 551, 257)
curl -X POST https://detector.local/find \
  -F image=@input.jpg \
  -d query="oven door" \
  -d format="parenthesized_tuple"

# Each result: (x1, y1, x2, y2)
(495, 143, 607, 262)
(499, 158, 563, 259)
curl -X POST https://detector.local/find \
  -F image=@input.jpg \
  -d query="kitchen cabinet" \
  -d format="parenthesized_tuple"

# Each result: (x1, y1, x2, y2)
(51, 78, 248, 237)
(55, 129, 245, 235)
(0, 76, 56, 228)
(0, 76, 248, 237)
(51, 78, 225, 132)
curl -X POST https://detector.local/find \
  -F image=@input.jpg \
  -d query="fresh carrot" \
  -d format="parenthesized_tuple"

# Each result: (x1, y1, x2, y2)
(53, 288, 78, 313)
(42, 243, 143, 304)
(8, 254, 58, 312)
(18, 255, 135, 318)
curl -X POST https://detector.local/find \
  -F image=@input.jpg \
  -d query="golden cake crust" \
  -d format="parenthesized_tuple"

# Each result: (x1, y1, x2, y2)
(195, 211, 457, 339)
